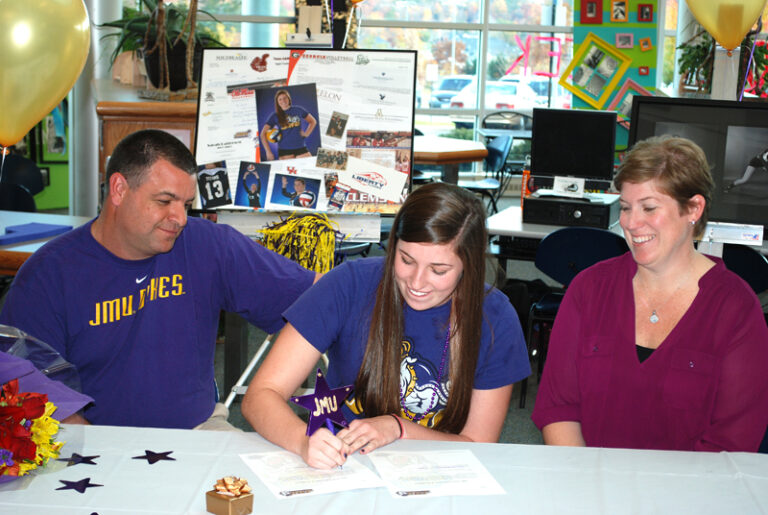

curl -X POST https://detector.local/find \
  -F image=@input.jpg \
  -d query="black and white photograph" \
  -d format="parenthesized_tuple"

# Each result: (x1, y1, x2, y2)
(585, 73, 607, 98)
(611, 0, 627, 22)
(583, 46, 605, 69)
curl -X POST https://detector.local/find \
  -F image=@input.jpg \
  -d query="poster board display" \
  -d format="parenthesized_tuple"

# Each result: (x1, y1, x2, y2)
(194, 48, 417, 215)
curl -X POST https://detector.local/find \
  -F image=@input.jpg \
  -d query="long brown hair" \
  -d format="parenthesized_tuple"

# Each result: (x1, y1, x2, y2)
(274, 89, 291, 128)
(353, 182, 488, 433)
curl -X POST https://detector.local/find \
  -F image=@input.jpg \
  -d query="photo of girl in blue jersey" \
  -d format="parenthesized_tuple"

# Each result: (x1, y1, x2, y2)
(257, 83, 320, 162)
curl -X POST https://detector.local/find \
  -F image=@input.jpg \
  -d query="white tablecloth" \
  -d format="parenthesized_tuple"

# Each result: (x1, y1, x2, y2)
(1, 424, 766, 514)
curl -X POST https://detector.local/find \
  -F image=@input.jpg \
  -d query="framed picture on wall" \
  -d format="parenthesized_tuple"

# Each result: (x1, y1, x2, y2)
(581, 0, 602, 24)
(615, 33, 634, 49)
(638, 4, 654, 22)
(9, 130, 35, 161)
(610, 1, 628, 22)
(607, 78, 653, 119)
(639, 37, 653, 52)
(558, 32, 632, 109)
(37, 104, 68, 164)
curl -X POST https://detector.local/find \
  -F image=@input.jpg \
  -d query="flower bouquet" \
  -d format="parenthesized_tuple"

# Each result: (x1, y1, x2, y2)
(0, 378, 63, 480)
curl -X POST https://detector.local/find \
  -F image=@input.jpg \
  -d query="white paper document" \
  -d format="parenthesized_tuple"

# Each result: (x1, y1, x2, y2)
(240, 451, 384, 499)
(367, 449, 506, 498)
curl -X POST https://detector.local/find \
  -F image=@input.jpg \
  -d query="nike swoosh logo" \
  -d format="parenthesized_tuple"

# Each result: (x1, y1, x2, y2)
(136, 275, 148, 284)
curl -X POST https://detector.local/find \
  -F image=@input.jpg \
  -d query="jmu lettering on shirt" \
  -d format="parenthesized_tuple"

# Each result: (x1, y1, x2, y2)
(89, 275, 185, 326)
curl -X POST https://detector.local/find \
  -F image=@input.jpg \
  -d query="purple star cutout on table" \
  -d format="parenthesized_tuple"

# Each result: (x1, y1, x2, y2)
(132, 450, 175, 464)
(56, 477, 103, 493)
(56, 453, 99, 466)
(291, 368, 353, 436)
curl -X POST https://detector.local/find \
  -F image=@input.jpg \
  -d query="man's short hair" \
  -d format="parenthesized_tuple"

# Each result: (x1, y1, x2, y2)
(106, 129, 197, 190)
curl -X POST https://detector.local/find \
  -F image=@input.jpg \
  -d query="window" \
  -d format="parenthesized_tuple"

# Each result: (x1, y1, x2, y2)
(165, 1, 687, 135)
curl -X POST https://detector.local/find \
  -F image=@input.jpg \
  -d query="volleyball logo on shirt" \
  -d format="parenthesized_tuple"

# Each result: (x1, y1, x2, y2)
(266, 127, 282, 143)
(297, 191, 316, 208)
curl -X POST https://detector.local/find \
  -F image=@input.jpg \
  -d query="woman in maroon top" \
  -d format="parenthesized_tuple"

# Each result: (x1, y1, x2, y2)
(532, 136, 768, 452)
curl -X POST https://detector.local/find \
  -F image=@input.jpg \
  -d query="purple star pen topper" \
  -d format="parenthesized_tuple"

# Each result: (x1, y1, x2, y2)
(290, 369, 353, 436)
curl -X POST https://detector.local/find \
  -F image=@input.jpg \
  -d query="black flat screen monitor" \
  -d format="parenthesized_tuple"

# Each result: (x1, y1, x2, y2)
(530, 107, 617, 182)
(628, 96, 768, 239)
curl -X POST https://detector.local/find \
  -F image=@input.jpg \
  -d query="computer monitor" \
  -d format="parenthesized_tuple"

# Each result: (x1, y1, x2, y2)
(628, 96, 768, 239)
(530, 107, 617, 186)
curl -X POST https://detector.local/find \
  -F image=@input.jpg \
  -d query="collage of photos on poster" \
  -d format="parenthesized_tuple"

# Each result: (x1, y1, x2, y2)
(194, 49, 416, 214)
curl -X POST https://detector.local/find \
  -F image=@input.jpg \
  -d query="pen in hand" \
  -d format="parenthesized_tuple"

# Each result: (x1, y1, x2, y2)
(325, 419, 344, 470)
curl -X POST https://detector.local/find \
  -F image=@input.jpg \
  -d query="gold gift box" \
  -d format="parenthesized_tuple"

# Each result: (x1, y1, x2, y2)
(205, 490, 254, 515)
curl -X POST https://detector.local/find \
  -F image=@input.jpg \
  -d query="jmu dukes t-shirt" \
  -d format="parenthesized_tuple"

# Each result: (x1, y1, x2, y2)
(0, 218, 314, 428)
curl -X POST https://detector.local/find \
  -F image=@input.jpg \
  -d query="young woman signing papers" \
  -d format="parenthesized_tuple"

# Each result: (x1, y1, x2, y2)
(243, 182, 530, 468)
(532, 136, 768, 452)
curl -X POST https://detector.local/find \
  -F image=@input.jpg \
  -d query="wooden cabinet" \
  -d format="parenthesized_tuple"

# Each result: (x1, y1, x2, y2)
(94, 80, 197, 196)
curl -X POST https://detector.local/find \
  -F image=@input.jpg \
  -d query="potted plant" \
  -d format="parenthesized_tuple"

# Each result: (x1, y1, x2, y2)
(677, 23, 768, 97)
(100, 0, 226, 91)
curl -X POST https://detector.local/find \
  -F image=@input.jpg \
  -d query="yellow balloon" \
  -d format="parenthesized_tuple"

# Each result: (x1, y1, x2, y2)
(0, 0, 90, 147)
(686, 0, 767, 51)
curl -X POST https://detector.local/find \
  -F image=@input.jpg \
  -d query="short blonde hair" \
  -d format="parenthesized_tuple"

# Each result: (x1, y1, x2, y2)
(614, 135, 714, 238)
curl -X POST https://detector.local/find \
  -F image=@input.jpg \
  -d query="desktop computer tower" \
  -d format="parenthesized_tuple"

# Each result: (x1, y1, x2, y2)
(522, 194, 620, 229)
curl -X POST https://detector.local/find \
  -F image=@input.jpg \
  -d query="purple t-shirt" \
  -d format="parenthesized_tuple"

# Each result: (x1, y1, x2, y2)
(0, 218, 314, 429)
(266, 105, 310, 150)
(285, 257, 530, 428)
(532, 252, 768, 452)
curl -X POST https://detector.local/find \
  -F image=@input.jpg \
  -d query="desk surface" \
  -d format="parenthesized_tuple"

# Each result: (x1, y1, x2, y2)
(487, 204, 624, 240)
(0, 211, 91, 275)
(1, 424, 766, 514)
(413, 135, 487, 165)
(487, 205, 768, 255)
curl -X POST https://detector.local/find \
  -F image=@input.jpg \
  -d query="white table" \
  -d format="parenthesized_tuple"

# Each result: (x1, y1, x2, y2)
(413, 135, 488, 184)
(1, 424, 766, 514)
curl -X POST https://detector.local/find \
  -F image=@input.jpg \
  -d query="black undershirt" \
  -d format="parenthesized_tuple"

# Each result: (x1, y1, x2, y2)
(636, 345, 655, 363)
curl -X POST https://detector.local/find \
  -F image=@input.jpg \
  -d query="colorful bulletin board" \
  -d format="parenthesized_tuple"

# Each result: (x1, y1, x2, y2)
(565, 1, 659, 147)
(194, 48, 418, 215)
(560, 0, 659, 112)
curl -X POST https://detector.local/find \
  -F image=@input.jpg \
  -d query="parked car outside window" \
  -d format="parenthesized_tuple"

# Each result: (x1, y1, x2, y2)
(428, 74, 474, 108)
(449, 80, 537, 110)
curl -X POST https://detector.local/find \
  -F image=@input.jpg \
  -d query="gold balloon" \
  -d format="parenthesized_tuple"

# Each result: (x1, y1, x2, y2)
(0, 0, 90, 147)
(686, 0, 767, 51)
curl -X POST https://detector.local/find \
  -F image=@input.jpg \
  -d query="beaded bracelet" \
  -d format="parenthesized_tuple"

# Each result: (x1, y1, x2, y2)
(389, 414, 405, 439)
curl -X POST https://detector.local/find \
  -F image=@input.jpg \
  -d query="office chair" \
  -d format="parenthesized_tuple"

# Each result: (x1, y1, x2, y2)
(0, 154, 45, 196)
(457, 134, 514, 215)
(0, 183, 36, 212)
(519, 226, 629, 408)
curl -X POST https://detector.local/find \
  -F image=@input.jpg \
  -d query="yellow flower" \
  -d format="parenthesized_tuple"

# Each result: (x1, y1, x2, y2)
(13, 402, 63, 476)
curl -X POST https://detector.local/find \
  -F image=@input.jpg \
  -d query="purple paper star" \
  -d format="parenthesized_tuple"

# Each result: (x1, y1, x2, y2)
(132, 450, 175, 464)
(56, 453, 100, 466)
(291, 368, 353, 436)
(56, 477, 103, 493)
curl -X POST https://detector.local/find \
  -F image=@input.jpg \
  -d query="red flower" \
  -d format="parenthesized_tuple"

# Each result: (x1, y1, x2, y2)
(0, 379, 50, 471)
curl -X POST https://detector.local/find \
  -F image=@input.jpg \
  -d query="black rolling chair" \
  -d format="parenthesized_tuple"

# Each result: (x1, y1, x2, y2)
(519, 226, 629, 408)
(0, 154, 45, 196)
(457, 134, 514, 215)
(0, 183, 36, 212)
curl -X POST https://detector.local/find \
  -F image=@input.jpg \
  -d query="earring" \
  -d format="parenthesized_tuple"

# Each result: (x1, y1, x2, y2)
(690, 220, 696, 225)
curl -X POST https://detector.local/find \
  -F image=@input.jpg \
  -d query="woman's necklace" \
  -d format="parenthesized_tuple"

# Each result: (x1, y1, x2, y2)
(640, 280, 687, 324)
(400, 324, 451, 422)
